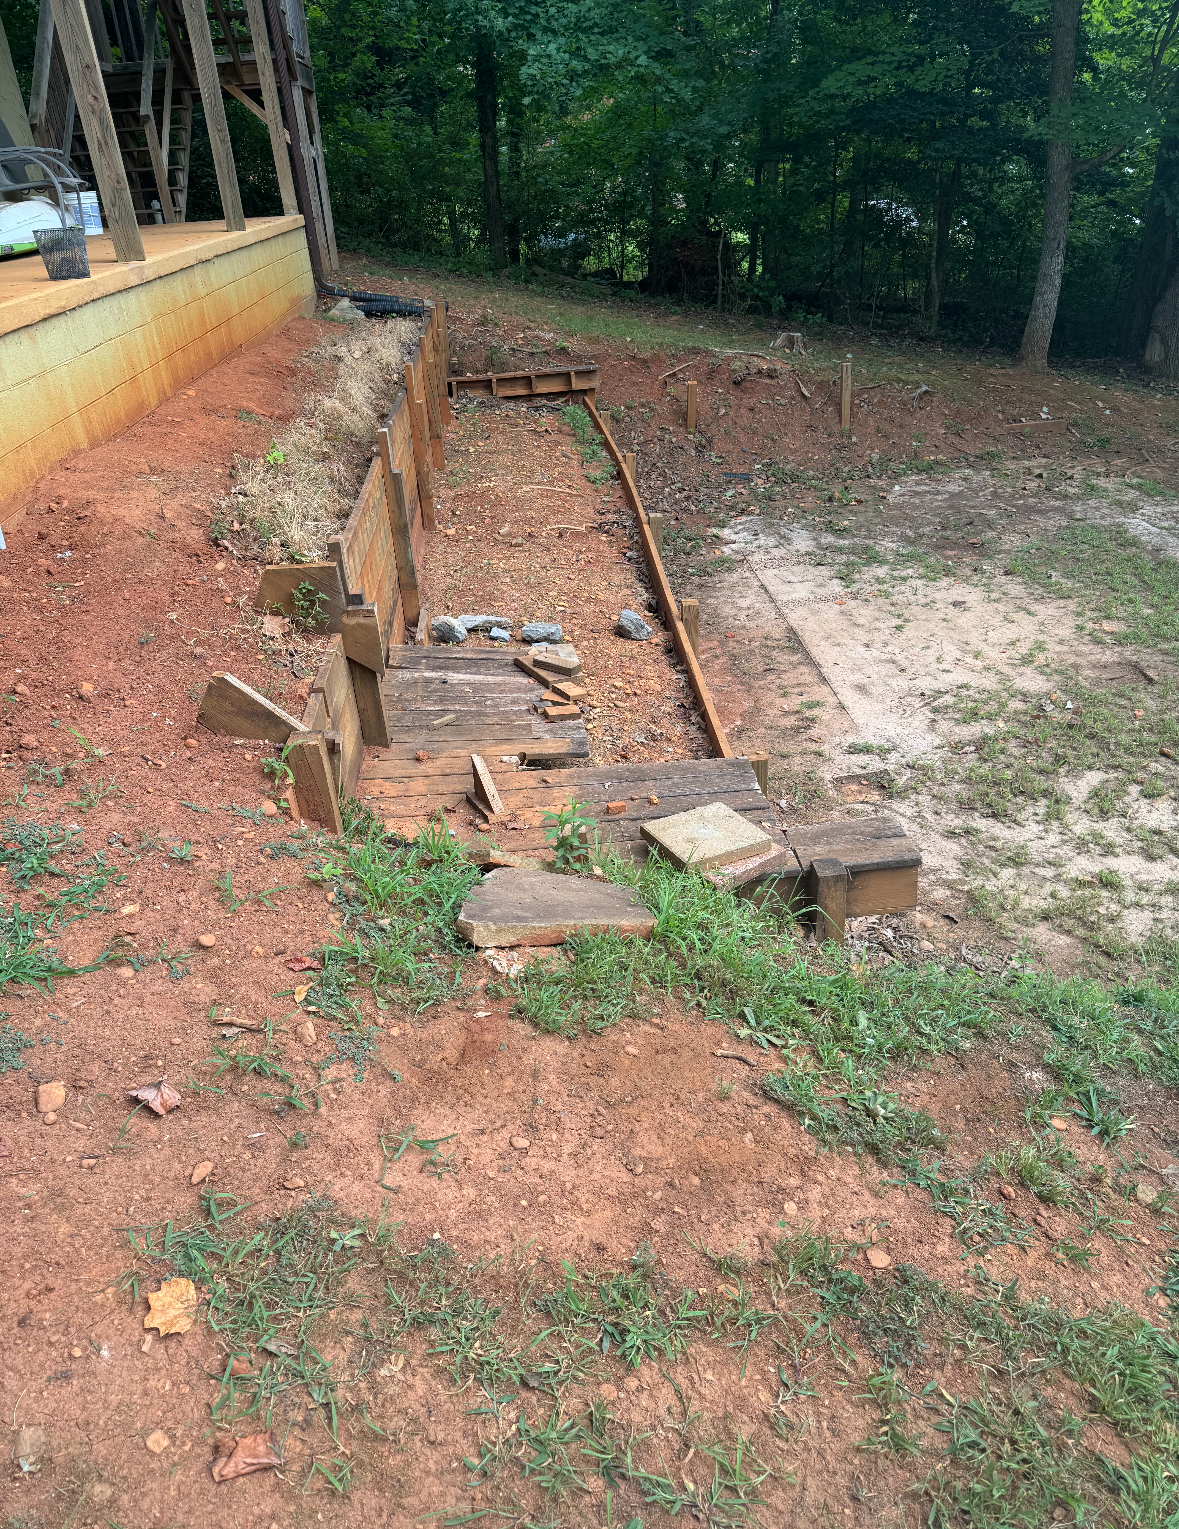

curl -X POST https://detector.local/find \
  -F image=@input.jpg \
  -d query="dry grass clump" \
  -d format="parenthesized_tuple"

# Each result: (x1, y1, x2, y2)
(225, 316, 421, 562)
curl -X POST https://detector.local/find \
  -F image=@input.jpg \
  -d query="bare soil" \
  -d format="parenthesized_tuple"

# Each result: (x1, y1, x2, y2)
(2, 264, 1176, 1527)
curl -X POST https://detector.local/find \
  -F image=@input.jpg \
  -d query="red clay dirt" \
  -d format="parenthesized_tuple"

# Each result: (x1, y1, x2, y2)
(1, 280, 1175, 1527)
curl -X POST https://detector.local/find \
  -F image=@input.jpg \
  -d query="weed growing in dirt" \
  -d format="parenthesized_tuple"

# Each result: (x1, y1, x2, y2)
(0, 1015, 33, 1072)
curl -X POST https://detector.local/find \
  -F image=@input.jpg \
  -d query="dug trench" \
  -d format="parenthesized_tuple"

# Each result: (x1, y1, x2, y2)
(1, 282, 1178, 1528)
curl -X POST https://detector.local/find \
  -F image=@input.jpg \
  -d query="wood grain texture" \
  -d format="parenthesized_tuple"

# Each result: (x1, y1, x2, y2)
(340, 605, 385, 673)
(196, 673, 306, 742)
(403, 363, 436, 530)
(47, 0, 145, 261)
(288, 732, 342, 833)
(348, 658, 390, 748)
(242, 0, 300, 215)
(311, 637, 364, 797)
(447, 365, 599, 398)
(179, 0, 246, 231)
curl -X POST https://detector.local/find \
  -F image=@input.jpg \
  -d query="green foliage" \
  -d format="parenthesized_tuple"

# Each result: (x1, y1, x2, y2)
(290, 581, 329, 632)
(541, 797, 597, 872)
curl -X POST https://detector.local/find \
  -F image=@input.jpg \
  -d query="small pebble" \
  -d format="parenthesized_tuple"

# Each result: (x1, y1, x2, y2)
(261, 800, 279, 817)
(197, 933, 216, 948)
(510, 1136, 530, 1150)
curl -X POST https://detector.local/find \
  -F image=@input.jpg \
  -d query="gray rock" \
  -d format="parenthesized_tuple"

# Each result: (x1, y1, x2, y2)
(457, 868, 655, 947)
(616, 609, 654, 641)
(489, 626, 511, 642)
(431, 616, 467, 644)
(328, 298, 365, 324)
(521, 621, 563, 643)
(458, 614, 509, 633)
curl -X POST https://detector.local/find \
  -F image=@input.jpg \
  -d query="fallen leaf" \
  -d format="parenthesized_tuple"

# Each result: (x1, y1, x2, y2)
(285, 955, 322, 972)
(209, 1429, 282, 1483)
(128, 1077, 181, 1115)
(144, 1277, 197, 1335)
(261, 613, 289, 638)
(119, 903, 140, 915)
(293, 983, 312, 1004)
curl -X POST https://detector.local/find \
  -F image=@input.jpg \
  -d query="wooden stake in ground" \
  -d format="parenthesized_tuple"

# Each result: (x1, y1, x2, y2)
(840, 361, 852, 431)
(648, 512, 664, 558)
(748, 752, 769, 797)
(624, 450, 636, 479)
(809, 855, 848, 943)
(686, 379, 698, 434)
(378, 425, 422, 627)
(47, 0, 146, 261)
(179, 0, 245, 230)
(419, 335, 445, 469)
(403, 361, 436, 531)
(679, 598, 700, 656)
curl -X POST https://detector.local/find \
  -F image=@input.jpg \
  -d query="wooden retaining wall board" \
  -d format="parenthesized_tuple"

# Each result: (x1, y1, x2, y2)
(0, 217, 314, 520)
(582, 397, 732, 759)
(448, 365, 599, 400)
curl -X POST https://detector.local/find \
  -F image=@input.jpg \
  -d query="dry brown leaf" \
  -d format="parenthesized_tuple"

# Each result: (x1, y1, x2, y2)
(128, 1077, 182, 1115)
(209, 1429, 282, 1483)
(285, 955, 322, 972)
(261, 613, 289, 637)
(293, 983, 312, 1004)
(144, 1277, 197, 1335)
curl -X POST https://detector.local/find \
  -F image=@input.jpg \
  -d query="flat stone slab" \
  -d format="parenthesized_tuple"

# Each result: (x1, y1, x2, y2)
(641, 800, 772, 871)
(456, 868, 655, 947)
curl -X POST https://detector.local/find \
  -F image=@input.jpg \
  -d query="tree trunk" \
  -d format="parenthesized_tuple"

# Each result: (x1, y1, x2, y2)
(1121, 134, 1179, 359)
(1144, 262, 1179, 375)
(473, 35, 505, 269)
(927, 157, 962, 333)
(1017, 0, 1081, 369)
(747, 158, 761, 281)
(648, 95, 664, 290)
(505, 88, 523, 265)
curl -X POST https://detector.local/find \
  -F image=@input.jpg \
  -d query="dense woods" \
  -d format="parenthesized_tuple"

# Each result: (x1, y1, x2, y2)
(7, 0, 1179, 364)
(296, 0, 1177, 365)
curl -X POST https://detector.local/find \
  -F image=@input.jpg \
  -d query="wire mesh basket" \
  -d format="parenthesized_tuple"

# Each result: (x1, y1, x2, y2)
(33, 225, 90, 280)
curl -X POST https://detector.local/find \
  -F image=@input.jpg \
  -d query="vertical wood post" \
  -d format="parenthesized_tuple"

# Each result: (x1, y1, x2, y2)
(840, 361, 852, 430)
(287, 732, 342, 833)
(679, 597, 700, 656)
(242, 0, 298, 215)
(29, 0, 55, 133)
(262, 0, 322, 276)
(686, 379, 698, 433)
(809, 856, 847, 943)
(624, 450, 636, 479)
(179, 0, 245, 231)
(403, 361, 436, 531)
(419, 335, 445, 469)
(648, 512, 664, 558)
(379, 425, 422, 627)
(748, 751, 769, 797)
(429, 306, 451, 428)
(347, 659, 390, 748)
(138, 3, 174, 221)
(304, 90, 338, 270)
(47, 0, 146, 261)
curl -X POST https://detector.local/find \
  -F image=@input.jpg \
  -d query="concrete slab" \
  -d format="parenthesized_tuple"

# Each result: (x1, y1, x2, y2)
(456, 868, 655, 947)
(641, 801, 772, 870)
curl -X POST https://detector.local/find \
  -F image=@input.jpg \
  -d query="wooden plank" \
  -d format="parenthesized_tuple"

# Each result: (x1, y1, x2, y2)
(300, 691, 328, 733)
(848, 864, 919, 918)
(340, 605, 385, 674)
(428, 304, 451, 428)
(28, 0, 55, 135)
(448, 365, 599, 399)
(311, 637, 364, 797)
(379, 424, 422, 626)
(582, 397, 731, 758)
(415, 606, 430, 645)
(624, 450, 636, 479)
(471, 754, 505, 814)
(747, 752, 769, 797)
(179, 0, 246, 231)
(419, 333, 445, 469)
(809, 855, 847, 942)
(840, 361, 852, 431)
(137, 3, 175, 223)
(404, 363, 436, 531)
(47, 0, 145, 262)
(254, 562, 347, 630)
(197, 673, 306, 742)
(686, 379, 697, 433)
(349, 658, 390, 749)
(648, 512, 664, 557)
(242, 0, 300, 215)
(288, 732, 342, 833)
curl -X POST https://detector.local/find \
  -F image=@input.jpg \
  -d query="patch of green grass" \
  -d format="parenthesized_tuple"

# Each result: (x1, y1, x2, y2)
(1009, 520, 1179, 651)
